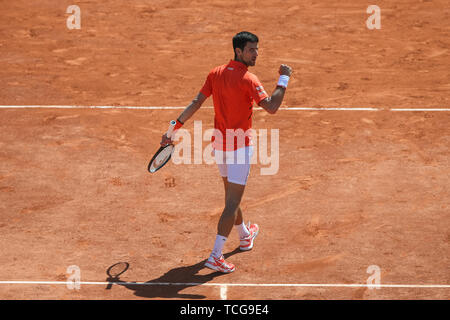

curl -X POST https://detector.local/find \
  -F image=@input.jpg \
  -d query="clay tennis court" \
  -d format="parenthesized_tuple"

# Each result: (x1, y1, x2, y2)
(0, 0, 449, 300)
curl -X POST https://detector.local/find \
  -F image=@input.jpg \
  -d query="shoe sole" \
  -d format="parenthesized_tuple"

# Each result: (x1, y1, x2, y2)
(239, 228, 259, 251)
(204, 261, 235, 273)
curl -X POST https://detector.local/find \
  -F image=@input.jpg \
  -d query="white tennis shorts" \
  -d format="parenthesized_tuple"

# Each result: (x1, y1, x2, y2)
(214, 146, 254, 185)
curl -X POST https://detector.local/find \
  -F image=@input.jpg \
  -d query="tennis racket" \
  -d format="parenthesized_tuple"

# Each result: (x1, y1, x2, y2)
(106, 262, 129, 290)
(147, 120, 176, 173)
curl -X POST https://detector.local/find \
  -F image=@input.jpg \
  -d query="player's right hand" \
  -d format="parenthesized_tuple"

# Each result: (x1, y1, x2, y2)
(160, 133, 173, 147)
(279, 64, 293, 77)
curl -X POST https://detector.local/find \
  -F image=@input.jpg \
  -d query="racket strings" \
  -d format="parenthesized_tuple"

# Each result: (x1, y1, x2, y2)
(149, 145, 174, 173)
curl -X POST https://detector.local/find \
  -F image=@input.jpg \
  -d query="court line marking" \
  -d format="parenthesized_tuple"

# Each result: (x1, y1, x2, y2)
(0, 281, 448, 288)
(390, 108, 450, 112)
(0, 105, 448, 292)
(0, 105, 450, 111)
(0, 105, 190, 110)
(220, 284, 228, 300)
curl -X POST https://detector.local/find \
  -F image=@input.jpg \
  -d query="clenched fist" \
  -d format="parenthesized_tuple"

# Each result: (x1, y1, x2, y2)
(279, 64, 293, 77)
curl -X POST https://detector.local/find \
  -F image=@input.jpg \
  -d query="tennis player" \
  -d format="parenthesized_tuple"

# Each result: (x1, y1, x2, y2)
(160, 31, 292, 273)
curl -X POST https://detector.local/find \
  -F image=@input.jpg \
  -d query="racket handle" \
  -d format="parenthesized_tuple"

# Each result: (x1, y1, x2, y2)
(166, 120, 177, 139)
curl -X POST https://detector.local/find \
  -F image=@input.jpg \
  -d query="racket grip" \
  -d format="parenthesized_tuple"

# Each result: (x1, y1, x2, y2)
(166, 120, 177, 139)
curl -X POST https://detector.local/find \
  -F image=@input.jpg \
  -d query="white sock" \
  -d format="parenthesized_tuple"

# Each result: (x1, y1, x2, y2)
(235, 221, 250, 239)
(211, 235, 227, 258)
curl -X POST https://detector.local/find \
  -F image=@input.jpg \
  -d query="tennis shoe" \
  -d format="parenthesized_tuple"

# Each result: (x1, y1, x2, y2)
(204, 254, 235, 273)
(239, 222, 259, 251)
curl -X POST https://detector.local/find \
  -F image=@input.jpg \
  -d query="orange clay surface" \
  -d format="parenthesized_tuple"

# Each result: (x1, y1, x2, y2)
(0, 0, 449, 299)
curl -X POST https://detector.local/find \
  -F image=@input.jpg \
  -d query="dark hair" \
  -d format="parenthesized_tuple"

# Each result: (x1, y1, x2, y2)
(233, 31, 259, 58)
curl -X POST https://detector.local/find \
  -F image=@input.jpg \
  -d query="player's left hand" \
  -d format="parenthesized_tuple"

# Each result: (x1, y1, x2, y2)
(279, 64, 293, 77)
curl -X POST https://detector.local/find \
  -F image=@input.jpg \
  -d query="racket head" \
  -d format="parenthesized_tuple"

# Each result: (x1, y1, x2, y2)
(148, 144, 174, 173)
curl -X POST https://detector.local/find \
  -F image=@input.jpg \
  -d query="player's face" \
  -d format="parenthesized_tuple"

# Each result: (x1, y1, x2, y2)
(239, 42, 259, 66)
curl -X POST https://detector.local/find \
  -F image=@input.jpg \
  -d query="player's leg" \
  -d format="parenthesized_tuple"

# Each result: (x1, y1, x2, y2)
(225, 147, 259, 251)
(205, 150, 236, 273)
(206, 146, 257, 273)
(217, 181, 246, 237)
(222, 176, 244, 226)
(205, 180, 245, 273)
(220, 179, 258, 250)
(224, 176, 252, 241)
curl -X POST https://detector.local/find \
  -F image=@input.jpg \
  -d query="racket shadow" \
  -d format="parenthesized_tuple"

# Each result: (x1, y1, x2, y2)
(119, 247, 243, 299)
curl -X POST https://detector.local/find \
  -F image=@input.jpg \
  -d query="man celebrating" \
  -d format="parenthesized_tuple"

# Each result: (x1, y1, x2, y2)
(160, 31, 292, 273)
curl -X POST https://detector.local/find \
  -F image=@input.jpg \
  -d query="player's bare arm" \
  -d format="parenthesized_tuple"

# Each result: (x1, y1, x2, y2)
(177, 91, 208, 124)
(160, 92, 207, 146)
(259, 64, 293, 114)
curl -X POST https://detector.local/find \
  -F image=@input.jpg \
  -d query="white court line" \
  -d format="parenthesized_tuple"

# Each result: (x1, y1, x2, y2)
(282, 107, 379, 111)
(0, 104, 448, 291)
(0, 281, 448, 288)
(220, 285, 228, 300)
(0, 105, 450, 111)
(390, 108, 450, 112)
(0, 105, 191, 110)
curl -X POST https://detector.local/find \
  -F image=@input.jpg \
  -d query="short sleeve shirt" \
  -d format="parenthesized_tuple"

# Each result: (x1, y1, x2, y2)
(200, 60, 269, 151)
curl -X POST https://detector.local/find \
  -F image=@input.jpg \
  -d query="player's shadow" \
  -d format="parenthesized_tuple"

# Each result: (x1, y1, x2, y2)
(113, 247, 243, 299)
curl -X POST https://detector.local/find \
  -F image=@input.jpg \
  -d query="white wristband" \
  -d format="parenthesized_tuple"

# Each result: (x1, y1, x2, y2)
(277, 75, 290, 88)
